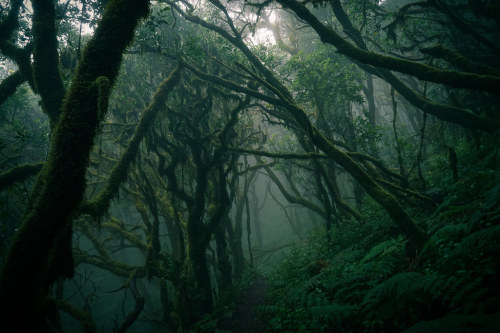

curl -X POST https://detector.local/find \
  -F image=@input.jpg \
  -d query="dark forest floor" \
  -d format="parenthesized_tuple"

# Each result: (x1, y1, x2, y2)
(220, 275, 269, 333)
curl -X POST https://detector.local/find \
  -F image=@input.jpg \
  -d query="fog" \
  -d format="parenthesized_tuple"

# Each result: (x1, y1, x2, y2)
(1, 0, 499, 332)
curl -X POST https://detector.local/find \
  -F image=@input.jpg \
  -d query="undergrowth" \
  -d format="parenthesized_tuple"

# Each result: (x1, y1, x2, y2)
(262, 145, 500, 332)
(191, 269, 259, 333)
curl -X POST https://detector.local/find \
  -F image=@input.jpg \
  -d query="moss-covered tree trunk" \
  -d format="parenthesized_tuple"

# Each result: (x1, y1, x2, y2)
(308, 127, 429, 250)
(32, 0, 66, 126)
(250, 178, 264, 248)
(187, 235, 213, 316)
(279, 0, 500, 132)
(0, 0, 149, 330)
(215, 214, 232, 290)
(231, 191, 246, 278)
(186, 151, 213, 316)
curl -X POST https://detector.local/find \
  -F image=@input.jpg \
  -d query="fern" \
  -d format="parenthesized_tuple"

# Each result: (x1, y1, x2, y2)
(362, 272, 434, 307)
(361, 236, 404, 264)
(422, 223, 470, 265)
(444, 224, 500, 270)
(309, 301, 355, 326)
(403, 313, 500, 333)
(331, 280, 372, 304)
(263, 287, 357, 332)
(428, 223, 470, 245)
(361, 267, 494, 323)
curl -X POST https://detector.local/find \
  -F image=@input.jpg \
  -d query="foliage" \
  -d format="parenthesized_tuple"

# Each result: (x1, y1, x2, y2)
(1, 0, 499, 331)
(191, 269, 260, 333)
(282, 44, 364, 108)
(264, 145, 500, 332)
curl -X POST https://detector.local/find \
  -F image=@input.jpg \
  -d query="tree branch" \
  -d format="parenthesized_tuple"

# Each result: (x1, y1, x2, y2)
(0, 162, 44, 192)
(80, 64, 181, 219)
(277, 0, 500, 92)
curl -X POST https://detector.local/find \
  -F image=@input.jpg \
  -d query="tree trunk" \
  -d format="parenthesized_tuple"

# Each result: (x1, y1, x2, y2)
(0, 0, 149, 330)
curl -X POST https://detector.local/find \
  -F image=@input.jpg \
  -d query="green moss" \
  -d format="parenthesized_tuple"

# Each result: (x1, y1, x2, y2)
(420, 44, 500, 76)
(81, 65, 181, 219)
(0, 162, 44, 192)
(0, 0, 151, 329)
(0, 0, 23, 42)
(93, 76, 111, 121)
(55, 298, 96, 333)
(309, 120, 428, 250)
(0, 70, 24, 106)
(32, 0, 66, 125)
(278, 0, 500, 93)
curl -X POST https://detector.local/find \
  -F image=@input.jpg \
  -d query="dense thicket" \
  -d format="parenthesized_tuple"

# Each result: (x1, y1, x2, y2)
(0, 0, 498, 331)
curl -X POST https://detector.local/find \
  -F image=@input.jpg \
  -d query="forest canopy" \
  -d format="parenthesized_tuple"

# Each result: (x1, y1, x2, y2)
(0, 0, 499, 331)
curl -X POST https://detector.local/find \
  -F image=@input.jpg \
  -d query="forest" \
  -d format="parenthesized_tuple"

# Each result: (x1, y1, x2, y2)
(0, 0, 499, 331)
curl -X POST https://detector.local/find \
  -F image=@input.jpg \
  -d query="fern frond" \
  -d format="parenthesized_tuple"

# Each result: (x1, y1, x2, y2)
(362, 269, 489, 315)
(362, 272, 437, 307)
(361, 236, 404, 264)
(403, 313, 500, 333)
(300, 292, 356, 326)
(446, 224, 500, 266)
(309, 302, 356, 325)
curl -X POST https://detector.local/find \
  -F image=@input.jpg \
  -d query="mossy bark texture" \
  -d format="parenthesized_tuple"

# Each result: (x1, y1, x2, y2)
(0, 162, 44, 192)
(80, 65, 181, 219)
(173, 5, 429, 251)
(0, 70, 24, 106)
(0, 1, 35, 96)
(284, 0, 500, 132)
(0, 0, 149, 330)
(32, 0, 66, 126)
(278, 0, 500, 93)
(55, 298, 97, 333)
(0, 0, 23, 42)
(309, 128, 429, 250)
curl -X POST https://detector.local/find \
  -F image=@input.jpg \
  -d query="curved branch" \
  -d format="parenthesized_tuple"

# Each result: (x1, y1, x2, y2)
(54, 298, 97, 333)
(32, 0, 66, 125)
(420, 44, 500, 76)
(0, 69, 25, 107)
(0, 0, 23, 42)
(113, 272, 145, 333)
(0, 43, 35, 91)
(429, 0, 500, 57)
(261, 159, 327, 219)
(0, 162, 44, 192)
(168, 3, 429, 250)
(329, 0, 499, 132)
(80, 65, 181, 218)
(0, 0, 151, 329)
(277, 0, 500, 92)
(230, 146, 328, 159)
(101, 218, 148, 253)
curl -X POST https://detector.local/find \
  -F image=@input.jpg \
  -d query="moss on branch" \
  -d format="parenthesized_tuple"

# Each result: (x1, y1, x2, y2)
(0, 0, 150, 329)
(101, 217, 148, 252)
(261, 160, 327, 219)
(80, 65, 181, 219)
(0, 0, 23, 42)
(0, 43, 35, 91)
(0, 162, 44, 192)
(330, 0, 499, 132)
(73, 249, 143, 278)
(54, 298, 97, 333)
(32, 0, 66, 125)
(172, 2, 429, 250)
(0, 70, 24, 107)
(277, 0, 500, 93)
(420, 45, 500, 76)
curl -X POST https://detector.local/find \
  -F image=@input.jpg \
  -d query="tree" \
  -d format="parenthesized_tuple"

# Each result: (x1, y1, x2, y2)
(0, 0, 498, 331)
(0, 0, 151, 330)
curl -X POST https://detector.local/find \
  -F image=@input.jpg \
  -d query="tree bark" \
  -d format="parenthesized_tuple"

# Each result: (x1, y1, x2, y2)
(0, 0, 150, 330)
